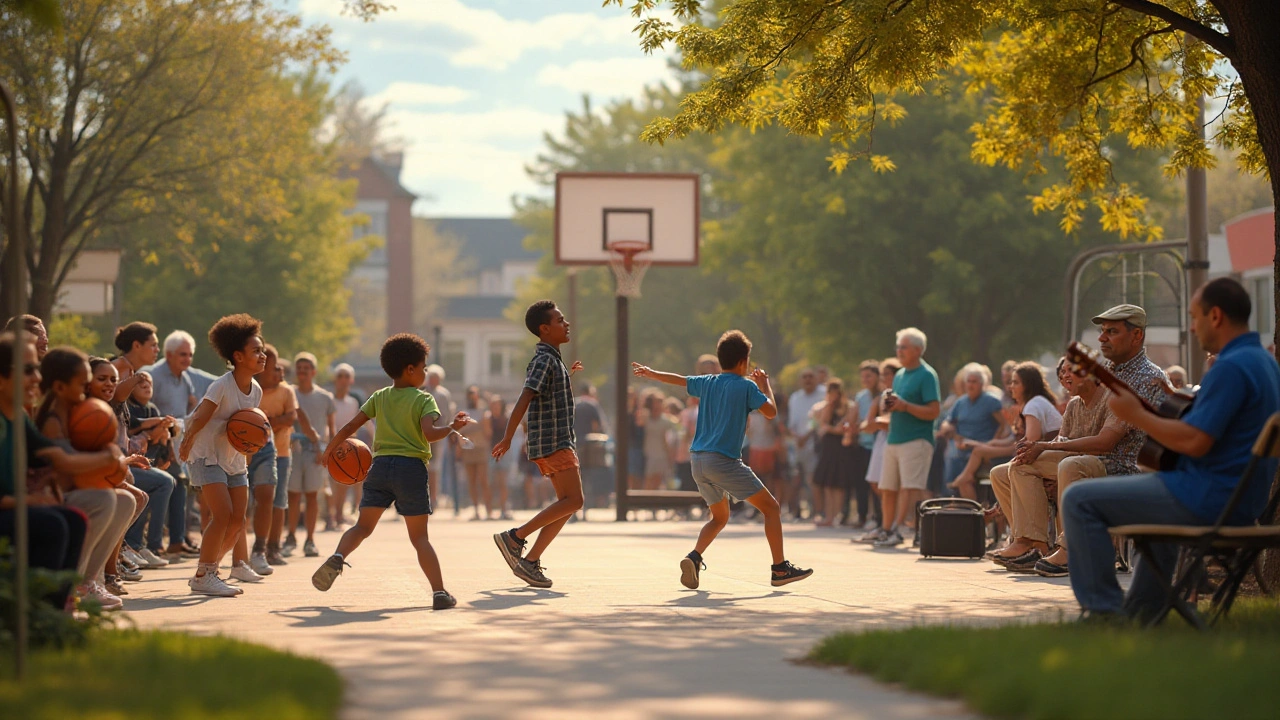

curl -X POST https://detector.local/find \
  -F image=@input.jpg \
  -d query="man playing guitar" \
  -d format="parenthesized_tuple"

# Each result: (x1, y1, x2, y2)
(1063, 278, 1280, 623)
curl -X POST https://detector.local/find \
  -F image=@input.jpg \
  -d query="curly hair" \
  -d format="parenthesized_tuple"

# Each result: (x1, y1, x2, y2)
(525, 299, 558, 337)
(208, 314, 262, 365)
(380, 333, 429, 379)
(716, 330, 752, 371)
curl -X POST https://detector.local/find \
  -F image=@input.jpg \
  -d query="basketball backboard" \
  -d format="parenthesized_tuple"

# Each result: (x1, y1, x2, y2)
(554, 172, 700, 266)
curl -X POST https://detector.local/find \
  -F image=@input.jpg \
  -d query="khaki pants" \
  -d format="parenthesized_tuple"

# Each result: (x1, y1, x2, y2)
(1054, 455, 1107, 549)
(991, 452, 1108, 545)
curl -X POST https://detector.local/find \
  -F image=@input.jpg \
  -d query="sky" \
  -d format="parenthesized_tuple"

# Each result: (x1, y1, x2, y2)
(290, 0, 678, 217)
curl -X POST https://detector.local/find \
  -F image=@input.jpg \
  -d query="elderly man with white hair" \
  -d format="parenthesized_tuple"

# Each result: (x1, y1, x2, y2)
(867, 327, 942, 548)
(145, 329, 201, 558)
(328, 362, 367, 527)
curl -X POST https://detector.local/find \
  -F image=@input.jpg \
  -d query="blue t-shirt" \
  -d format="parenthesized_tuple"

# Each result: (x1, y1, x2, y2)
(1161, 333, 1280, 524)
(887, 361, 941, 445)
(686, 373, 769, 459)
(946, 392, 1004, 458)
(854, 388, 876, 449)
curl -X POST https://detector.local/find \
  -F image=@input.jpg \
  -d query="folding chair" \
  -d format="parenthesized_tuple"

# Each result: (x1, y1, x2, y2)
(1109, 413, 1280, 630)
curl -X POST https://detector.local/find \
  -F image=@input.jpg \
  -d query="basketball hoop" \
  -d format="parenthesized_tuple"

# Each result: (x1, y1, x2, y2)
(607, 240, 652, 298)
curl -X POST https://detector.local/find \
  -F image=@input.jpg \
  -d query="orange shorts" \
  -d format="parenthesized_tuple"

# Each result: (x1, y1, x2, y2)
(532, 448, 580, 478)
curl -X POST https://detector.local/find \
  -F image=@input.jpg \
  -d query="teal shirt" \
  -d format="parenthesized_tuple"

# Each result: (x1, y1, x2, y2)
(887, 360, 941, 445)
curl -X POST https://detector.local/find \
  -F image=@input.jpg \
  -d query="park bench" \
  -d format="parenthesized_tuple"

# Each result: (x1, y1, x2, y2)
(1110, 412, 1280, 629)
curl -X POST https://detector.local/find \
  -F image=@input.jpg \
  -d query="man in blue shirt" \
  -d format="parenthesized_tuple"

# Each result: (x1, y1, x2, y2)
(1063, 277, 1280, 622)
(633, 330, 813, 590)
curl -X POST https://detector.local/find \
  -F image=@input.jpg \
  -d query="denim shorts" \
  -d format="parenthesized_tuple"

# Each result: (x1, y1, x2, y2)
(273, 456, 293, 509)
(189, 460, 249, 489)
(360, 456, 431, 516)
(248, 442, 278, 488)
(690, 451, 765, 505)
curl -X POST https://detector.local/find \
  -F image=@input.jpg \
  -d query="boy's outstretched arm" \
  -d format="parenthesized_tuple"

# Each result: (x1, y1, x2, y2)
(751, 368, 778, 420)
(632, 362, 686, 387)
(492, 387, 536, 460)
(321, 411, 370, 466)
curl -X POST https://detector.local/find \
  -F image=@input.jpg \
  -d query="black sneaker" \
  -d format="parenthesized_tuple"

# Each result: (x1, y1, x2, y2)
(770, 560, 813, 587)
(311, 555, 350, 592)
(493, 529, 526, 571)
(680, 554, 705, 589)
(432, 590, 457, 610)
(1004, 548, 1043, 573)
(1034, 558, 1069, 578)
(513, 558, 553, 588)
(1115, 552, 1131, 574)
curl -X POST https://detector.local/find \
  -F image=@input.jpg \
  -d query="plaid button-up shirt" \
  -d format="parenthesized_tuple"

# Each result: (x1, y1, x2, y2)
(1101, 348, 1169, 474)
(524, 343, 576, 460)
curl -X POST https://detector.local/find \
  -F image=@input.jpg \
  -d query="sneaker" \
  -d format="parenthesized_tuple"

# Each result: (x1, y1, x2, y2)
(230, 561, 264, 583)
(493, 529, 526, 571)
(249, 552, 273, 576)
(103, 575, 128, 596)
(282, 537, 297, 557)
(117, 565, 143, 582)
(303, 539, 319, 557)
(853, 528, 889, 544)
(861, 518, 880, 532)
(1004, 549, 1043, 573)
(432, 590, 458, 610)
(312, 554, 350, 592)
(679, 554, 705, 590)
(1034, 558, 1070, 578)
(121, 546, 146, 568)
(513, 558, 553, 589)
(189, 571, 240, 597)
(872, 530, 904, 548)
(138, 547, 169, 568)
(266, 547, 288, 566)
(1115, 552, 1132, 574)
(83, 582, 123, 610)
(770, 560, 814, 587)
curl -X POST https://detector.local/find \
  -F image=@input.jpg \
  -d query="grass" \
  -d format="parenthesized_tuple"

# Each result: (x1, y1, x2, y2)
(809, 599, 1280, 720)
(0, 629, 342, 720)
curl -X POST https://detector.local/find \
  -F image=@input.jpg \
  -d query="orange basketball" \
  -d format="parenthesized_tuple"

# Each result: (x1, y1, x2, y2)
(226, 408, 271, 455)
(68, 398, 118, 451)
(327, 438, 372, 485)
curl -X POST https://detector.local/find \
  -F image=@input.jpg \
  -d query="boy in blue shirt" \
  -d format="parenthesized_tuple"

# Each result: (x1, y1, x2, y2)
(634, 330, 813, 589)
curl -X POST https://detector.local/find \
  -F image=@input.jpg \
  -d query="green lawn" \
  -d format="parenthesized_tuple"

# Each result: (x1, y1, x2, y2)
(0, 629, 342, 720)
(810, 600, 1280, 720)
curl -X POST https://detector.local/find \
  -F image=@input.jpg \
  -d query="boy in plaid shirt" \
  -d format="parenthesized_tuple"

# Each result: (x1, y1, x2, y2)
(492, 300, 583, 588)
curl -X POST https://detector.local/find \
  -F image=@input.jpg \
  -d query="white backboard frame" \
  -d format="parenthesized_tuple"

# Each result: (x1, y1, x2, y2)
(554, 172, 700, 266)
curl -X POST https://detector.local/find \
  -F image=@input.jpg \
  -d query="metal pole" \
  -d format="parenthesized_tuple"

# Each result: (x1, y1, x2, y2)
(614, 294, 629, 521)
(1061, 240, 1190, 352)
(1186, 95, 1209, 383)
(566, 270, 578, 367)
(2, 78, 30, 680)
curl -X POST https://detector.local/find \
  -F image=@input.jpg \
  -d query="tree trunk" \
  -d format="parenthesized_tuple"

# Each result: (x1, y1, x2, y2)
(1225, 0, 1280, 594)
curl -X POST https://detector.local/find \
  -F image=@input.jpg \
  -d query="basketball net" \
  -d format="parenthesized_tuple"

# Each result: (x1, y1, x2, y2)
(607, 241, 652, 298)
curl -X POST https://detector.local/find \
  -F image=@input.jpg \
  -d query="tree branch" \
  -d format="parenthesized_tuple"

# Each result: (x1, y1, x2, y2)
(1108, 0, 1235, 62)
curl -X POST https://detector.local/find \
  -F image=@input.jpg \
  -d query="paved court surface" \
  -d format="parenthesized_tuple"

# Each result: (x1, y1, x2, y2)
(124, 510, 1085, 719)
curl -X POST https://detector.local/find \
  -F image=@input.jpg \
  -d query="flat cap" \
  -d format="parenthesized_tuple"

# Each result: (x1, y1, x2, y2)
(1091, 304, 1147, 328)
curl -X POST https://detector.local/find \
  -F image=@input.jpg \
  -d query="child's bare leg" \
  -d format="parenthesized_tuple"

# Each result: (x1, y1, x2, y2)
(745, 489, 785, 564)
(227, 486, 250, 563)
(285, 491, 301, 543)
(304, 491, 319, 542)
(403, 514, 444, 592)
(334, 506, 384, 558)
(251, 484, 273, 551)
(331, 483, 349, 525)
(198, 484, 233, 568)
(693, 498, 731, 555)
(522, 469, 585, 560)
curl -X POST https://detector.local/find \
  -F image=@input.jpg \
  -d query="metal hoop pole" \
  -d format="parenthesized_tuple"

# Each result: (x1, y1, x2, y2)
(614, 294, 629, 521)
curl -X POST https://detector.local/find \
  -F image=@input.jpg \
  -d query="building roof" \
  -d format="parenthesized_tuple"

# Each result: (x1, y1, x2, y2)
(429, 217, 539, 271)
(340, 155, 417, 201)
(442, 295, 517, 320)
(1224, 207, 1275, 273)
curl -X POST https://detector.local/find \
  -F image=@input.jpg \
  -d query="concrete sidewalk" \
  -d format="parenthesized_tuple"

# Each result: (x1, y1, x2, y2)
(124, 512, 1083, 719)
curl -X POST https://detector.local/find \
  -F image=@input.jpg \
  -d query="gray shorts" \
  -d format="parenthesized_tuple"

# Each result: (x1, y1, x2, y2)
(690, 451, 765, 506)
(289, 447, 326, 493)
(189, 460, 249, 489)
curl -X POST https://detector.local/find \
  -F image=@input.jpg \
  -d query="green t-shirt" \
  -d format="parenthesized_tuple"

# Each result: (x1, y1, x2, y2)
(360, 387, 441, 460)
(887, 360, 941, 445)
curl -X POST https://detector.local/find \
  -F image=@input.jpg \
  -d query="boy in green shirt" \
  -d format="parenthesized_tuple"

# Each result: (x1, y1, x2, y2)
(312, 334, 472, 610)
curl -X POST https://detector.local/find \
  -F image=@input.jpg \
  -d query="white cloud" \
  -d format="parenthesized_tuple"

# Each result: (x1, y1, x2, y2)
(364, 82, 473, 108)
(299, 0, 652, 70)
(536, 56, 674, 100)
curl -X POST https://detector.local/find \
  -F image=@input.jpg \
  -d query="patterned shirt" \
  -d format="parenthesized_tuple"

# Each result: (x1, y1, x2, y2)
(1056, 388, 1113, 442)
(523, 342, 576, 459)
(1102, 348, 1168, 474)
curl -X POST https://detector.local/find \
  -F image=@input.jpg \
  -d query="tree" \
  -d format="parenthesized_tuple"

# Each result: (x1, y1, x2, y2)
(330, 81, 406, 166)
(0, 0, 342, 320)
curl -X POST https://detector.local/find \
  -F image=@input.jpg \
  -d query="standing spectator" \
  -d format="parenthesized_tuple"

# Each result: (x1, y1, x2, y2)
(424, 364, 454, 507)
(871, 328, 941, 548)
(459, 385, 493, 520)
(573, 383, 607, 438)
(787, 368, 824, 519)
(696, 353, 721, 376)
(287, 352, 336, 557)
(642, 392, 679, 491)
(488, 396, 516, 520)
(676, 396, 700, 493)
(330, 363, 365, 526)
(846, 360, 881, 528)
(811, 378, 856, 527)
(145, 330, 199, 557)
(747, 402, 783, 509)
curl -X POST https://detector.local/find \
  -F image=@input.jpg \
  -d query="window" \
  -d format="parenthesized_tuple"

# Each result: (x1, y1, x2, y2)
(441, 340, 465, 386)
(488, 340, 527, 380)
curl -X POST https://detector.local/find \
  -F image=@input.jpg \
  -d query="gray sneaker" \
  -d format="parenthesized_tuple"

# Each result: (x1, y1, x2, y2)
(493, 529, 526, 571)
(853, 528, 889, 544)
(311, 555, 350, 592)
(266, 547, 288, 566)
(432, 590, 458, 610)
(513, 558, 553, 589)
(872, 530, 904, 548)
(282, 538, 297, 557)
(303, 539, 320, 557)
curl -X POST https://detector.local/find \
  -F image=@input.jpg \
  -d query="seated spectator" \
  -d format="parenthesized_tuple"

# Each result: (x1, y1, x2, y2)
(1165, 364, 1187, 390)
(950, 362, 1060, 494)
(1065, 278, 1280, 622)
(122, 371, 179, 568)
(988, 359, 1121, 572)
(938, 363, 1007, 500)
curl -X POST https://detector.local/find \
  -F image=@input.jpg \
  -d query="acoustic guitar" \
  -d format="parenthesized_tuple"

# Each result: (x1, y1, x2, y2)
(1065, 342, 1196, 471)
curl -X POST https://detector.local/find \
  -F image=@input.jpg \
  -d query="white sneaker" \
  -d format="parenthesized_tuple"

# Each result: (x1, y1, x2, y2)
(138, 548, 169, 568)
(121, 546, 147, 568)
(189, 571, 240, 597)
(249, 552, 273, 576)
(80, 582, 123, 610)
(230, 561, 264, 583)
